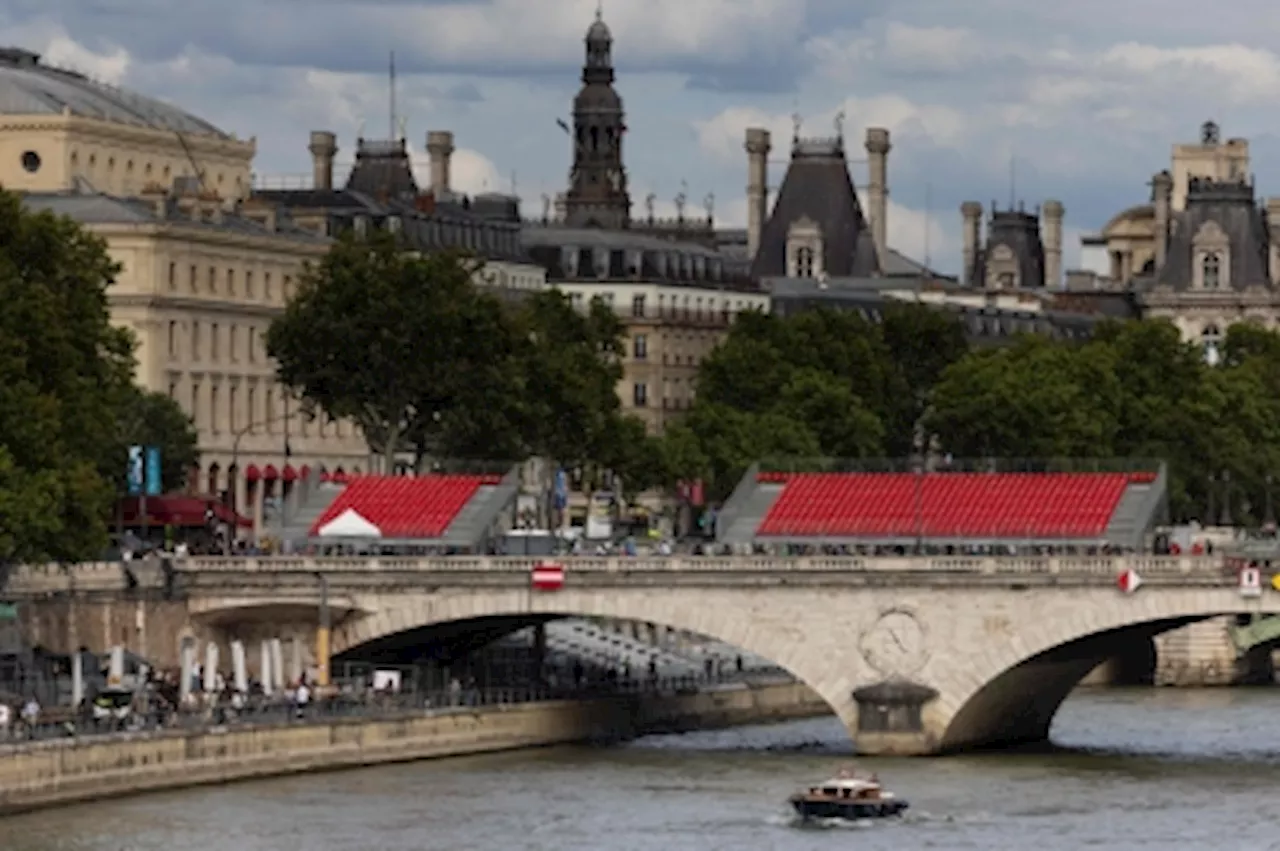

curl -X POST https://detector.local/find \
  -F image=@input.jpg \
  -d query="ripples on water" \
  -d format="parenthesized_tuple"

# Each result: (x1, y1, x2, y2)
(4, 689, 1280, 851)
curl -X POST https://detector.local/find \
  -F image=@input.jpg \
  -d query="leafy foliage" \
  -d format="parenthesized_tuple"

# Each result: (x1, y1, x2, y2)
(111, 387, 201, 494)
(924, 318, 1280, 523)
(0, 190, 139, 563)
(265, 231, 657, 488)
(668, 305, 968, 499)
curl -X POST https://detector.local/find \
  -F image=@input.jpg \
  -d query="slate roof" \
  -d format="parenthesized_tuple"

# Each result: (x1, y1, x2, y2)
(1153, 178, 1271, 291)
(749, 138, 879, 279)
(20, 190, 327, 242)
(970, 209, 1046, 289)
(0, 46, 232, 138)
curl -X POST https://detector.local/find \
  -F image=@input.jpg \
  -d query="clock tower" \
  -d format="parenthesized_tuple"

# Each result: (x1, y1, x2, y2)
(563, 8, 630, 229)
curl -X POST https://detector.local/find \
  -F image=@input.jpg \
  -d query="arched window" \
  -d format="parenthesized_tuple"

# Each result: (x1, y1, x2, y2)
(1201, 324, 1223, 366)
(796, 246, 815, 278)
(1202, 253, 1222, 289)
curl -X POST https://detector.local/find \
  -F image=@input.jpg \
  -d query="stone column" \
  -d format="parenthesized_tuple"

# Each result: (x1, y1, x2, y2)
(961, 202, 983, 286)
(865, 127, 891, 267)
(308, 131, 337, 191)
(1153, 170, 1173, 271)
(744, 127, 772, 261)
(1042, 199, 1064, 289)
(427, 130, 455, 196)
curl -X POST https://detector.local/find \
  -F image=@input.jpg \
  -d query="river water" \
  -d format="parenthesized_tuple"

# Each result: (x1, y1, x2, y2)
(4, 688, 1280, 850)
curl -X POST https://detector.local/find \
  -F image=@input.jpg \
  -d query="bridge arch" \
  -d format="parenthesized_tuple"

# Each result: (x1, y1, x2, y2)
(330, 589, 852, 725)
(937, 588, 1280, 753)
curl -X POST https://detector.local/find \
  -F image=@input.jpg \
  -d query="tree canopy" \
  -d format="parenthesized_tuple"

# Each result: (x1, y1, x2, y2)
(923, 318, 1280, 523)
(0, 190, 147, 564)
(266, 228, 658, 486)
(665, 305, 968, 499)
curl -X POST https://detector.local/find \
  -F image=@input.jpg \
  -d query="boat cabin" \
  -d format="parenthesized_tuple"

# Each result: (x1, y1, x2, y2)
(807, 775, 885, 801)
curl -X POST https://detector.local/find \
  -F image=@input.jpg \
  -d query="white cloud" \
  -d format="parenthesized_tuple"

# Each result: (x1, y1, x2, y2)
(407, 145, 505, 196)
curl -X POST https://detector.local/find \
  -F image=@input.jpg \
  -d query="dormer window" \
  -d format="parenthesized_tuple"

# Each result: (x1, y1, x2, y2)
(1201, 252, 1222, 288)
(562, 245, 579, 277)
(628, 250, 642, 277)
(795, 247, 815, 278)
(786, 216, 823, 278)
(1202, 324, 1223, 365)
(594, 247, 609, 278)
(1192, 221, 1230, 290)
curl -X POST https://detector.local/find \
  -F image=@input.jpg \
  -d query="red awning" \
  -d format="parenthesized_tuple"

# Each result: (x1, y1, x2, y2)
(299, 465, 312, 481)
(262, 464, 280, 480)
(319, 470, 332, 482)
(117, 495, 253, 529)
(282, 465, 298, 482)
(331, 469, 349, 484)
(244, 465, 261, 482)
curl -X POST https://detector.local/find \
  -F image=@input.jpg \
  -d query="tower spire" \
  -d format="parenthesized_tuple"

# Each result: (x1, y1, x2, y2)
(389, 50, 397, 141)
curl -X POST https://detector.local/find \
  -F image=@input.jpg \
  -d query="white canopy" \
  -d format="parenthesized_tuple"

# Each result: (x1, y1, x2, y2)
(316, 508, 381, 538)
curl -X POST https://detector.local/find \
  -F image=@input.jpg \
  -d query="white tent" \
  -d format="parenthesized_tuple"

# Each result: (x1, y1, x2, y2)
(316, 508, 381, 538)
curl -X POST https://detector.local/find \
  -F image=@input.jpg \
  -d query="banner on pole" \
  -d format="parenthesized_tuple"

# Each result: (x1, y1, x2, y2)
(126, 445, 144, 495)
(145, 446, 162, 496)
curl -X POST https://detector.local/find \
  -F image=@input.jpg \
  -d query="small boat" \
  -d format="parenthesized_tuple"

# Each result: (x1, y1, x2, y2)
(788, 769, 909, 821)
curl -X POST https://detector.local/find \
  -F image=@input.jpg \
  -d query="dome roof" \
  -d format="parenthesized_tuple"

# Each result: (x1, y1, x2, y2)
(0, 47, 232, 139)
(586, 14, 612, 43)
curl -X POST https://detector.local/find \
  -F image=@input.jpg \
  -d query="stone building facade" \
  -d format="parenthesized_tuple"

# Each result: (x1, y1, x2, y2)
(1, 44, 370, 530)
(1073, 121, 1280, 354)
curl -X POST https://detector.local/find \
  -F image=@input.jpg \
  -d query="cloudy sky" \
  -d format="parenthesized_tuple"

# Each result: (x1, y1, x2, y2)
(7, 0, 1280, 274)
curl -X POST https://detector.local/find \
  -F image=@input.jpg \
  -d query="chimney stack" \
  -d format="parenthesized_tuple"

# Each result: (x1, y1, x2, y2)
(864, 127, 891, 267)
(1041, 200, 1064, 289)
(1152, 170, 1173, 272)
(744, 127, 772, 261)
(960, 201, 983, 286)
(309, 131, 338, 191)
(427, 130, 455, 196)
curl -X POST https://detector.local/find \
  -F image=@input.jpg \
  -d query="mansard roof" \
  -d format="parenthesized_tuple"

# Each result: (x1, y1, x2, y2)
(1154, 177, 1270, 291)
(749, 136, 879, 279)
(970, 207, 1046, 289)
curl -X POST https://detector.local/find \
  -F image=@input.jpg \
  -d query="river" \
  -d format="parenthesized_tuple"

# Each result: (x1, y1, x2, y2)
(3, 688, 1280, 850)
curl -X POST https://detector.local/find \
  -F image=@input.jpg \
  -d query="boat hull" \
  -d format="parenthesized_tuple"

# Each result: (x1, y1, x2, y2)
(790, 796, 909, 820)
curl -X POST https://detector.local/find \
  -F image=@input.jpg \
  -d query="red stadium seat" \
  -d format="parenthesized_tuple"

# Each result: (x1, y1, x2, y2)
(755, 472, 1139, 539)
(309, 474, 490, 538)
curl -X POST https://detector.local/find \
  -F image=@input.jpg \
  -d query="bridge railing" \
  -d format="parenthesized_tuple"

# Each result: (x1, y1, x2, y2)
(173, 554, 1224, 575)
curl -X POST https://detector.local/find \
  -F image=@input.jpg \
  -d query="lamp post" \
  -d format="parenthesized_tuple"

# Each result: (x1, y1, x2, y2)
(228, 408, 300, 515)
(315, 571, 331, 688)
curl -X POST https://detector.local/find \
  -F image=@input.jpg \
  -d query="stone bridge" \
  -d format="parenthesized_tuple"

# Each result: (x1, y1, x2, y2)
(7, 554, 1276, 755)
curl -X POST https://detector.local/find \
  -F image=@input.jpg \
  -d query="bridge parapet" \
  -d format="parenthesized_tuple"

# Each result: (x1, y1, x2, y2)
(176, 554, 1221, 577)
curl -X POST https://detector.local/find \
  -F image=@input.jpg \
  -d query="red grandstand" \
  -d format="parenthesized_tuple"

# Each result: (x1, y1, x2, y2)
(719, 463, 1167, 548)
(292, 469, 518, 551)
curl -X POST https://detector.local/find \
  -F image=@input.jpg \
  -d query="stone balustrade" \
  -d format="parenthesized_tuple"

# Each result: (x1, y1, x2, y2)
(0, 555, 1229, 597)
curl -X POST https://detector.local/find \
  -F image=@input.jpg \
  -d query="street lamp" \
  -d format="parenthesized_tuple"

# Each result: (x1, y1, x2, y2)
(228, 408, 300, 515)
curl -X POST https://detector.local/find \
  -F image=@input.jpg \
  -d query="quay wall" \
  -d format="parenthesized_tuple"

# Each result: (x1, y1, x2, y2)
(0, 681, 828, 816)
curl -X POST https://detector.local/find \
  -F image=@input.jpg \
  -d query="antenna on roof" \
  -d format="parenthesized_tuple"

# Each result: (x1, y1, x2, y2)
(923, 182, 932, 272)
(1008, 150, 1016, 209)
(389, 50, 397, 141)
(511, 170, 518, 196)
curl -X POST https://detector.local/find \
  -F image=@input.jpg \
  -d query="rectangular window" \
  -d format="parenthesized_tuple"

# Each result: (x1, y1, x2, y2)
(190, 264, 198, 292)
(248, 328, 257, 363)
(265, 390, 275, 434)
(633, 334, 647, 360)
(208, 266, 216, 293)
(633, 382, 648, 407)
(210, 323, 220, 360)
(283, 274, 293, 300)
(210, 385, 220, 433)
(167, 321, 177, 357)
(190, 381, 201, 428)
(632, 294, 646, 317)
(168, 262, 176, 290)
(247, 387, 256, 433)
(245, 270, 255, 298)
(226, 268, 235, 295)
(228, 385, 237, 433)
(229, 326, 238, 362)
(264, 272, 273, 301)
(191, 322, 201, 361)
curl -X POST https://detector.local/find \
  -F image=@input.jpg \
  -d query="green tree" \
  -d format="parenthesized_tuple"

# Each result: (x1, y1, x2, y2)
(662, 403, 821, 501)
(925, 335, 1122, 459)
(879, 303, 969, 452)
(517, 291, 626, 466)
(0, 190, 136, 563)
(266, 229, 513, 472)
(112, 387, 201, 493)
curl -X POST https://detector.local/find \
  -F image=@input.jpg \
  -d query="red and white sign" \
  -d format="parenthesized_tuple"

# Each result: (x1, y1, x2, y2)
(531, 560, 565, 592)
(1117, 568, 1143, 594)
(1239, 566, 1262, 598)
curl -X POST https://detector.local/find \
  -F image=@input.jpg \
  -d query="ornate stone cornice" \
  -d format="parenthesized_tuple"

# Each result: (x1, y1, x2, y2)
(0, 113, 255, 157)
